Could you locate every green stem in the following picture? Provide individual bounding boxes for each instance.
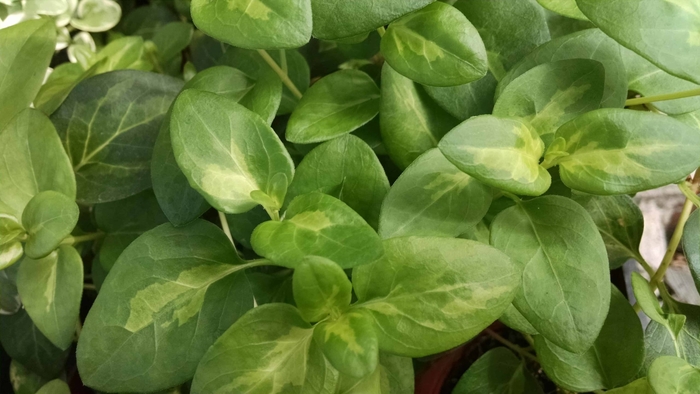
[279,49,288,73]
[625,88,700,106]
[501,191,522,204]
[376,26,386,37]
[650,198,694,290]
[257,49,303,99]
[679,181,700,208]
[484,328,539,363]
[263,205,281,221]
[61,232,104,245]
[218,211,235,244]
[634,253,655,277]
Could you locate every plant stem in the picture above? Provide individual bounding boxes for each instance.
[83,283,96,291]
[376,26,386,37]
[263,205,281,221]
[61,232,104,245]
[634,253,655,277]
[679,181,700,208]
[650,198,694,290]
[484,328,539,363]
[218,211,235,245]
[279,49,288,73]
[257,49,303,99]
[625,88,700,106]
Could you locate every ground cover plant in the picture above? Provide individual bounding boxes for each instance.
[3,0,700,393]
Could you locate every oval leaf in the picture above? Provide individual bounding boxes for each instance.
[439,115,551,196]
[287,135,389,229]
[683,210,700,292]
[286,70,380,144]
[22,191,79,259]
[378,148,492,239]
[453,347,543,394]
[381,2,487,87]
[76,220,255,392]
[251,192,383,269]
[314,310,378,378]
[493,59,605,147]
[545,109,700,195]
[191,0,312,49]
[353,236,520,357]
[293,256,352,322]
[170,89,294,214]
[52,70,183,204]
[490,195,610,353]
[648,356,700,393]
[538,0,587,20]
[577,0,700,84]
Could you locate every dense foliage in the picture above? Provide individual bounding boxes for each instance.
[2,0,700,393]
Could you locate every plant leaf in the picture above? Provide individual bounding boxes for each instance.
[293,256,352,322]
[0,263,21,313]
[76,220,255,392]
[648,356,700,393]
[35,379,70,394]
[644,301,700,370]
[493,59,605,147]
[0,242,23,271]
[379,353,414,394]
[151,22,193,63]
[353,236,520,357]
[286,70,380,144]
[191,0,312,49]
[497,29,627,109]
[21,191,79,259]
[381,2,487,87]
[577,0,700,84]
[70,0,122,32]
[170,89,293,213]
[313,310,378,378]
[379,64,459,169]
[490,195,610,353]
[453,347,543,394]
[0,19,56,129]
[0,109,75,224]
[252,192,383,269]
[52,70,182,204]
[310,0,432,40]
[190,303,314,394]
[537,0,587,20]
[605,378,655,394]
[287,135,389,229]
[499,304,539,335]
[10,360,50,394]
[439,115,551,196]
[535,286,644,391]
[545,109,700,195]
[0,309,69,379]
[683,210,700,293]
[572,193,644,269]
[378,148,492,239]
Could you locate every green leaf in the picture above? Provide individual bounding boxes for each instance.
[493,59,605,147]
[439,115,551,196]
[186,65,282,124]
[9,361,50,394]
[252,192,383,269]
[497,29,628,109]
[0,309,69,378]
[314,310,378,378]
[499,304,539,335]
[453,347,543,394]
[93,189,168,271]
[490,196,610,353]
[535,286,644,391]
[170,89,294,214]
[76,220,255,392]
[34,62,100,116]
[379,353,414,394]
[577,0,700,85]
[24,0,68,16]
[425,0,550,120]
[648,356,700,393]
[225,206,269,250]
[287,70,380,144]
[21,191,79,259]
[379,64,459,169]
[622,47,700,115]
[1,214,25,246]
[90,36,153,73]
[353,236,520,357]
[151,22,193,63]
[537,0,587,20]
[572,193,644,269]
[0,19,56,129]
[544,109,700,195]
[0,242,23,270]
[381,2,487,87]
[16,246,83,350]
[0,109,76,221]
[70,0,121,32]
[220,48,310,115]
[378,148,492,238]
[0,263,21,313]
[190,304,314,394]
[310,0,432,40]
[191,0,312,50]
[606,378,655,394]
[644,301,700,370]
[683,210,700,292]
[36,379,70,394]
[120,4,178,39]
[52,70,183,204]
[293,256,352,322]
[545,11,596,39]
[287,135,389,229]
